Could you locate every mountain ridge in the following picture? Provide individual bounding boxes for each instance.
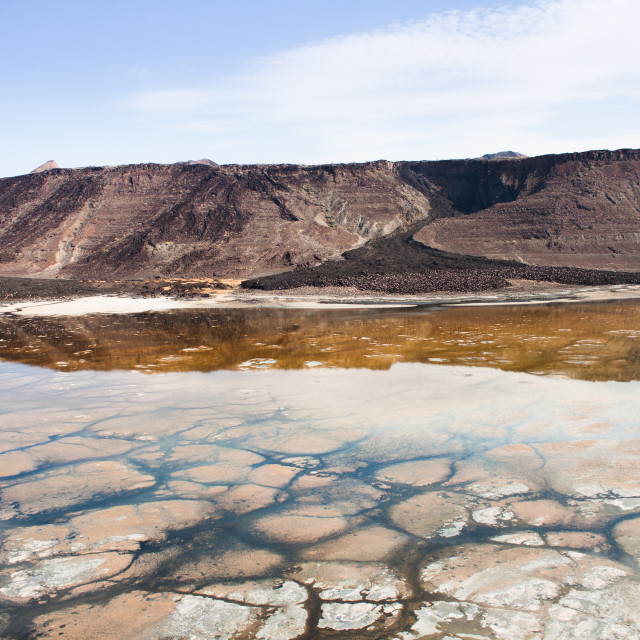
[0,148,639,287]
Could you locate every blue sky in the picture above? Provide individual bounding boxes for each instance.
[2,0,639,176]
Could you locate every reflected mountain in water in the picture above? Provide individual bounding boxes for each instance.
[0,301,639,381]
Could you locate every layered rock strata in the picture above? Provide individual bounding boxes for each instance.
[0,149,639,283]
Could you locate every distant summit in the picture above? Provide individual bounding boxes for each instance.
[187,158,219,167]
[30,160,59,173]
[479,151,528,160]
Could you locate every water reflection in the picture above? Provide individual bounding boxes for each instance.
[1,300,639,380]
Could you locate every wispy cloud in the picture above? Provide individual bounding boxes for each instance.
[124,0,640,162]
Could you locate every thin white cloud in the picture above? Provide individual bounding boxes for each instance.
[124,0,640,161]
[126,89,213,116]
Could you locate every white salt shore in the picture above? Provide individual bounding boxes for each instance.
[1,283,640,317]
[0,294,414,316]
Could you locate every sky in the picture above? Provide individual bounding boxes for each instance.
[2,0,640,176]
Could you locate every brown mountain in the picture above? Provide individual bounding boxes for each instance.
[416,149,640,272]
[0,160,432,279]
[0,149,639,287]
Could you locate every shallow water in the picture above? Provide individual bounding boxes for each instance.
[0,302,639,639]
[1,300,640,380]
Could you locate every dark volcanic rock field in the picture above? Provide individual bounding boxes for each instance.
[243,230,640,293]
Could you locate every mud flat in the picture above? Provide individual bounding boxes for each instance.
[0,303,640,638]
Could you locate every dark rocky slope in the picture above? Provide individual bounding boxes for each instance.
[1,149,639,290]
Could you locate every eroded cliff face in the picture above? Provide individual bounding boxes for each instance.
[0,149,639,280]
[0,161,432,279]
[414,150,640,271]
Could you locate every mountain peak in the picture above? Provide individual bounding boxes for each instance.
[479,151,528,160]
[188,158,219,167]
[30,160,59,173]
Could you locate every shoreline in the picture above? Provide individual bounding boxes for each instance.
[1,281,640,316]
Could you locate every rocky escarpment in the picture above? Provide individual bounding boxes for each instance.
[414,149,640,271]
[0,148,639,283]
[0,161,432,279]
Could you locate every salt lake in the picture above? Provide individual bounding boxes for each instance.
[0,300,639,639]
